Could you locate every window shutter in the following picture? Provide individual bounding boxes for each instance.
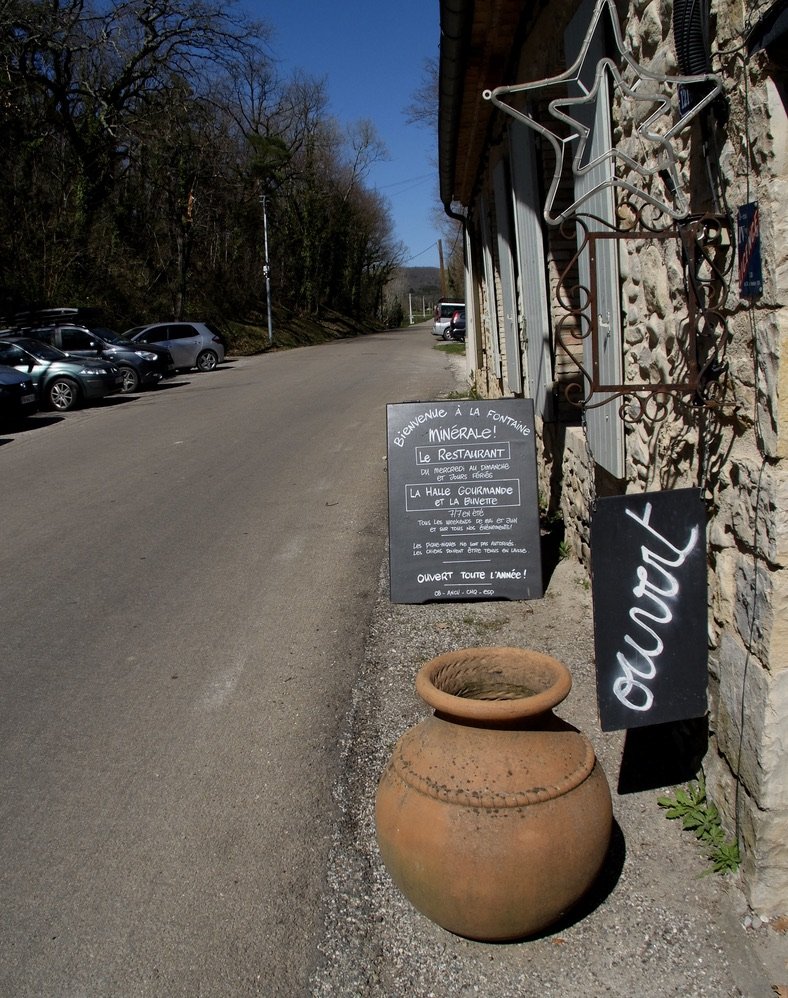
[493,159,523,395]
[509,121,555,420]
[565,0,625,478]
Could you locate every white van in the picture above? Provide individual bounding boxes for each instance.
[432,299,464,337]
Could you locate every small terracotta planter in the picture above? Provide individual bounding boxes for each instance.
[375,647,613,941]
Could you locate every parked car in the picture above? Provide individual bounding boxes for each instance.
[0,337,123,411]
[443,308,466,341]
[23,322,176,393]
[0,364,38,424]
[123,321,226,372]
[432,299,465,338]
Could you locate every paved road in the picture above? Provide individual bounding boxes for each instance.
[0,326,458,997]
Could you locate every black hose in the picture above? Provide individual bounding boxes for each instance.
[673,0,712,75]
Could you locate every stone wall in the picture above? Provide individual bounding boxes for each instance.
[616,0,788,919]
[538,423,595,564]
[464,0,787,915]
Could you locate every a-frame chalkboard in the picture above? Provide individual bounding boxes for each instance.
[591,488,708,731]
[387,400,543,604]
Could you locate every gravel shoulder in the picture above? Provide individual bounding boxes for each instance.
[310,547,786,997]
[309,344,785,997]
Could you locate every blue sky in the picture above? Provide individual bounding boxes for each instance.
[240,0,443,269]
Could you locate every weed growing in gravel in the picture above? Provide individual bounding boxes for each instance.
[657,777,741,875]
[443,381,479,401]
[461,614,508,634]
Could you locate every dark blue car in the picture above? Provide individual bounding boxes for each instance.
[0,364,38,424]
[443,308,466,342]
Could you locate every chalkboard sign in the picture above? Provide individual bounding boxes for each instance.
[387,399,543,603]
[591,488,708,731]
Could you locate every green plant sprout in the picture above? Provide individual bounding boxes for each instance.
[443,380,479,402]
[657,777,741,875]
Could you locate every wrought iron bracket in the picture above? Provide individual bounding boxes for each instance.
[554,211,734,423]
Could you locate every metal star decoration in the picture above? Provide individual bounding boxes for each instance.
[483,0,722,224]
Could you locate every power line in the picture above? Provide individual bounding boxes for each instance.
[377,172,434,192]
[403,242,438,264]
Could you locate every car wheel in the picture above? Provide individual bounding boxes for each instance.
[196,349,218,372]
[443,327,454,340]
[118,365,140,393]
[47,377,80,412]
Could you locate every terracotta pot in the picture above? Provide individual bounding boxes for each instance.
[375,647,612,941]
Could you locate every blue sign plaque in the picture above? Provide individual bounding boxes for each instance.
[737,202,763,298]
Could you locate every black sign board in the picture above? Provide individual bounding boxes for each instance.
[591,488,708,731]
[387,399,543,604]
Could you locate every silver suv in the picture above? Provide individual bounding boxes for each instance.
[432,300,465,338]
[124,321,227,372]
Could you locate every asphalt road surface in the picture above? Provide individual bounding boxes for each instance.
[0,326,459,997]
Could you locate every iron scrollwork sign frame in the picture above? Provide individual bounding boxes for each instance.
[481,0,733,425]
[554,210,734,424]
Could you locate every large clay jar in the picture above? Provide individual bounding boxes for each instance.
[375,647,613,941]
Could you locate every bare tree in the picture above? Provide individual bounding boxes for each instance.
[0,0,405,326]
[403,56,438,130]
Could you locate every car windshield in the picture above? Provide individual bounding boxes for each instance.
[90,327,125,344]
[13,338,66,361]
[123,327,145,338]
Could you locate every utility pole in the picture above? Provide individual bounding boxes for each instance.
[438,239,447,297]
[261,195,273,346]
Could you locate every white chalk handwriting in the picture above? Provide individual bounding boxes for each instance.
[612,502,699,712]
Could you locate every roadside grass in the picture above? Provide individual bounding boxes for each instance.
[224,308,381,355]
[222,312,463,357]
[435,341,466,356]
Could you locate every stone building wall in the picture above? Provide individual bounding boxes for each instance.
[615,0,788,917]
[463,0,787,914]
